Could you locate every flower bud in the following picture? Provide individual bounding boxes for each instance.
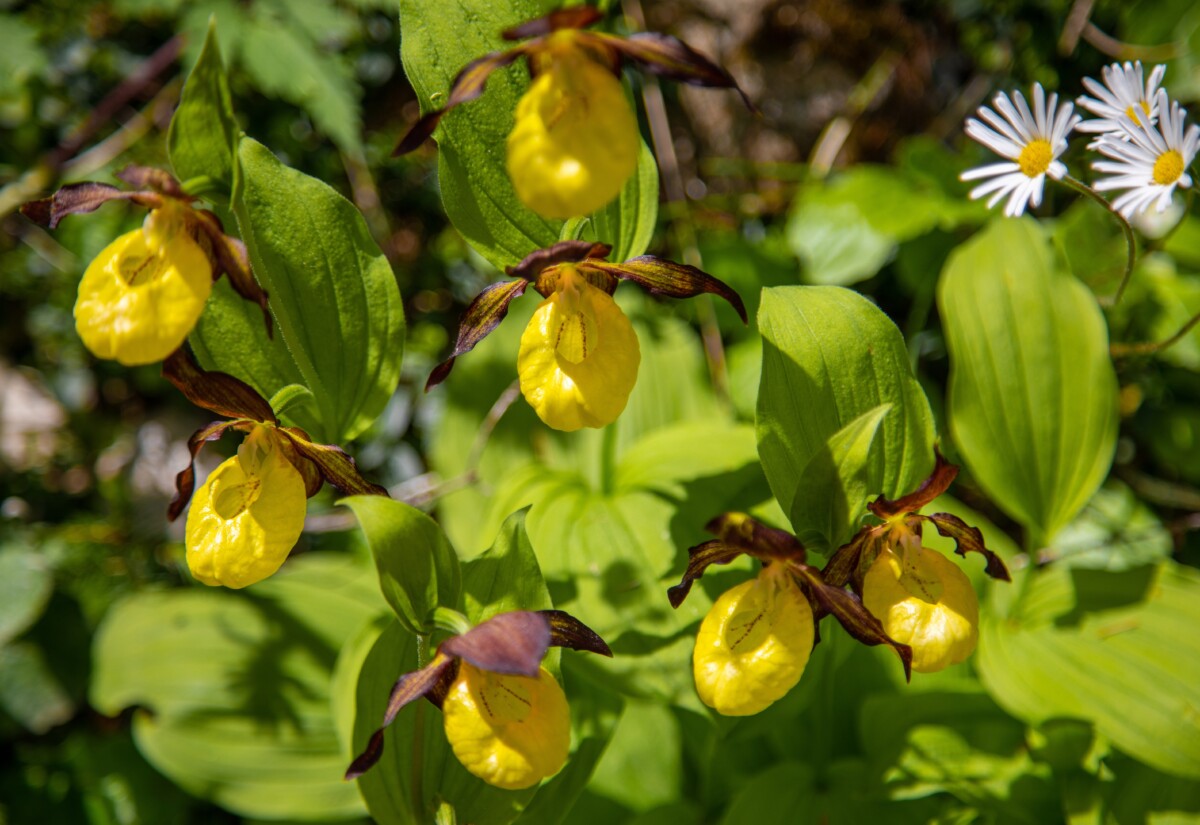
[693,563,814,716]
[862,546,979,673]
[74,205,213,365]
[517,265,639,430]
[441,662,571,789]
[506,39,640,219]
[185,426,307,589]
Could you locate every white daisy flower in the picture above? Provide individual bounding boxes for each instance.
[1077,61,1166,147]
[961,84,1080,217]
[1092,90,1199,219]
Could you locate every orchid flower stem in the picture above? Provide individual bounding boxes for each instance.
[412,632,430,817]
[600,418,618,496]
[1059,175,1136,307]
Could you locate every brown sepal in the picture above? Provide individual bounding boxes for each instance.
[539,609,612,657]
[275,432,324,498]
[868,451,957,520]
[278,428,388,498]
[928,512,1011,582]
[394,47,527,156]
[20,183,162,229]
[506,240,611,281]
[345,652,456,780]
[190,210,273,338]
[706,512,805,562]
[667,539,744,608]
[167,419,244,521]
[116,165,187,198]
[821,527,877,591]
[502,6,603,40]
[162,348,276,423]
[579,257,748,323]
[426,278,530,390]
[787,560,913,682]
[440,611,550,677]
[588,31,755,111]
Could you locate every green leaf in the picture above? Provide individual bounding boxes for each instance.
[586,700,681,813]
[719,762,818,825]
[789,404,890,552]
[90,553,384,820]
[788,200,894,286]
[1043,481,1172,571]
[0,546,53,646]
[0,642,74,734]
[938,218,1118,542]
[342,496,462,635]
[167,18,237,196]
[977,560,1200,779]
[268,383,315,419]
[757,285,936,536]
[238,12,362,152]
[462,508,552,623]
[399,0,658,269]
[351,621,539,825]
[203,136,405,443]
[584,140,659,263]
[859,689,1056,815]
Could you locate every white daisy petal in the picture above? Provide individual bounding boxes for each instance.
[961,82,1078,216]
[1091,88,1200,218]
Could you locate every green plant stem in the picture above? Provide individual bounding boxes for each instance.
[1059,175,1136,307]
[1111,311,1200,358]
[600,419,619,496]
[412,633,430,818]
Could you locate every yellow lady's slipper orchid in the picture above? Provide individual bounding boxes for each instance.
[862,546,979,673]
[185,425,307,589]
[517,264,640,431]
[74,206,213,366]
[441,662,571,790]
[507,35,640,219]
[693,562,815,716]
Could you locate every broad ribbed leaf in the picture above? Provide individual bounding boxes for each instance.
[977,560,1200,779]
[939,218,1118,542]
[789,403,890,552]
[90,554,384,820]
[342,496,462,635]
[197,137,405,443]
[462,508,552,624]
[167,18,236,195]
[757,286,935,536]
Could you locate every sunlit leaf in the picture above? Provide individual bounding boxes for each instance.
[939,218,1118,543]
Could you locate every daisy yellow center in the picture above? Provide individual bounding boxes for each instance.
[1153,149,1185,186]
[1018,139,1053,178]
[1126,100,1151,126]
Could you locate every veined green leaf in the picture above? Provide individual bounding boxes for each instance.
[342,496,462,635]
[89,553,384,820]
[756,285,936,537]
[167,18,237,198]
[462,508,551,624]
[939,218,1118,542]
[200,136,405,443]
[586,139,659,262]
[977,560,1200,779]
[789,403,890,552]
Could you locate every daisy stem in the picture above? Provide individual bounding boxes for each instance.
[1111,311,1200,358]
[1060,175,1136,307]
